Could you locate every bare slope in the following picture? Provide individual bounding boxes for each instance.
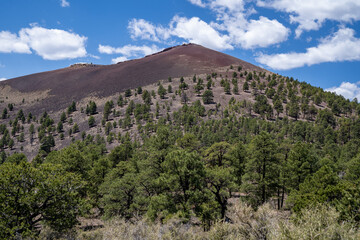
[0,44,262,112]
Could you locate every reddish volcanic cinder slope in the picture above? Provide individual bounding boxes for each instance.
[0,44,263,112]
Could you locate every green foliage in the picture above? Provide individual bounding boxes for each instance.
[273,98,283,117]
[0,162,83,238]
[224,81,231,94]
[86,101,97,115]
[60,111,66,122]
[204,142,235,219]
[202,90,214,104]
[117,94,124,107]
[243,132,279,206]
[254,95,272,118]
[194,78,204,95]
[1,108,7,119]
[125,89,132,97]
[158,83,167,99]
[100,160,138,219]
[40,135,55,153]
[246,72,253,81]
[142,90,152,105]
[7,103,13,111]
[287,97,300,120]
[88,115,96,128]
[243,81,249,91]
[67,101,76,114]
[103,100,114,121]
[167,85,172,93]
[137,86,143,94]
[148,149,205,221]
[73,123,79,133]
[285,142,317,191]
[2,64,360,237]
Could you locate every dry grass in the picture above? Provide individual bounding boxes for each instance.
[40,201,360,240]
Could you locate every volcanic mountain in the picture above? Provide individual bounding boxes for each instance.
[0,44,263,113]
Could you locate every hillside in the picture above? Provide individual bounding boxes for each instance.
[1,44,360,239]
[0,44,358,160]
[0,44,260,113]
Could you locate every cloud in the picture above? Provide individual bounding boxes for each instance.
[88,54,100,59]
[0,31,31,53]
[0,26,87,60]
[111,56,128,64]
[131,0,289,50]
[228,16,289,49]
[128,16,233,50]
[19,26,87,60]
[128,19,170,42]
[171,16,233,50]
[208,0,245,12]
[0,78,7,81]
[189,0,245,12]
[256,27,360,70]
[257,0,360,37]
[98,44,161,57]
[60,0,70,7]
[326,82,360,100]
[99,44,161,63]
[204,0,289,49]
[188,0,206,7]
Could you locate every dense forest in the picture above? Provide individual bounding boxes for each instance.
[1,67,360,239]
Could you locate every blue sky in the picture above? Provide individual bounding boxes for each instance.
[1,0,360,99]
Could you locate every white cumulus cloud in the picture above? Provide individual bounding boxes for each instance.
[60,0,70,7]
[98,44,161,57]
[0,31,31,53]
[128,19,170,42]
[326,82,360,100]
[0,26,87,60]
[19,26,87,60]
[228,16,289,49]
[188,0,206,7]
[130,0,289,50]
[0,78,7,81]
[111,56,128,64]
[257,0,360,37]
[171,16,233,50]
[189,0,245,12]
[256,27,360,70]
[99,44,161,63]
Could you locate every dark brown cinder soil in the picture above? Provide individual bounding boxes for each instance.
[0,44,263,113]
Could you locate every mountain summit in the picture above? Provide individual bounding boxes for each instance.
[0,44,262,112]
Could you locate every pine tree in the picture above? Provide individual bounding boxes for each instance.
[125,89,132,97]
[117,95,124,107]
[167,85,172,93]
[137,86,143,94]
[157,84,167,99]
[242,132,279,206]
[243,81,249,91]
[204,142,235,219]
[60,112,67,122]
[142,90,152,105]
[202,90,214,104]
[86,101,97,115]
[224,81,231,94]
[57,121,63,133]
[88,116,96,128]
[72,123,79,133]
